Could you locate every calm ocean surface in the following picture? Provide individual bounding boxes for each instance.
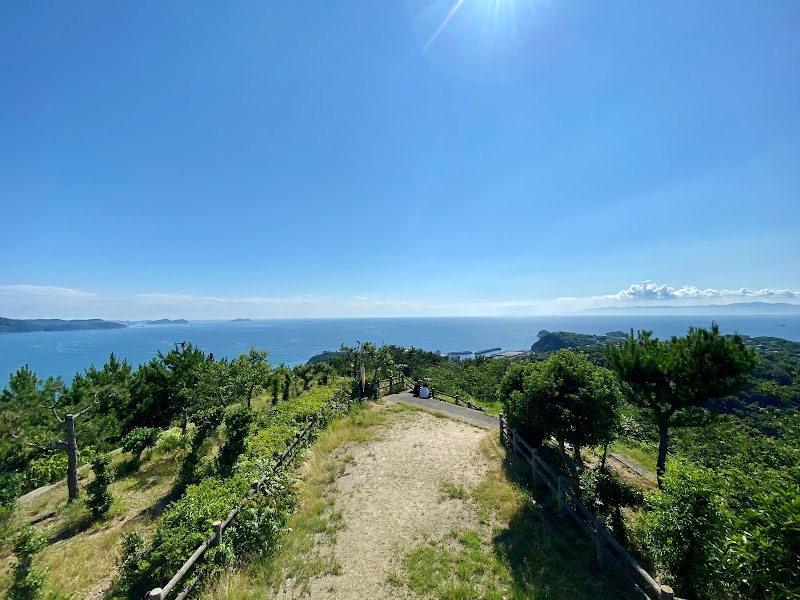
[1,315,798,384]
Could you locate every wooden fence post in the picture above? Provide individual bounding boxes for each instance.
[455,395,461,406]
[557,476,564,517]
[499,414,504,443]
[595,516,606,569]
[389,376,394,393]
[213,521,223,547]
[148,588,163,600]
[531,449,539,480]
[659,585,674,600]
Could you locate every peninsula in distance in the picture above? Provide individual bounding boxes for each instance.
[0,317,126,334]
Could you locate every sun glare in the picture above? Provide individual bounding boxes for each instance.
[411,0,556,80]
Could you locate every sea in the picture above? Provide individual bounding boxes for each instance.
[1,315,799,384]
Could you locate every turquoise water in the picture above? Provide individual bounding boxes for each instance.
[1,315,798,383]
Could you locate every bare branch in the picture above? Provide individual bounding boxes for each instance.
[27,439,67,452]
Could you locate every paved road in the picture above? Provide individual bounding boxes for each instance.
[383,391,500,430]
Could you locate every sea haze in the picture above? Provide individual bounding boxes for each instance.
[1,315,798,384]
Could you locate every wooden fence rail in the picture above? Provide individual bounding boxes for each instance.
[499,414,682,600]
[146,395,355,600]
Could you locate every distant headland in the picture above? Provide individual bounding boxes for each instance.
[229,318,252,322]
[0,317,126,334]
[145,319,189,325]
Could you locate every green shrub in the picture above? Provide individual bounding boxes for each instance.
[0,472,22,507]
[154,428,188,454]
[579,467,642,538]
[217,406,253,476]
[9,525,47,600]
[638,460,727,599]
[86,453,114,518]
[121,427,161,459]
[725,484,800,599]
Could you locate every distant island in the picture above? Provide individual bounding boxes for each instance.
[574,302,800,315]
[145,319,189,325]
[0,317,126,334]
[230,318,252,322]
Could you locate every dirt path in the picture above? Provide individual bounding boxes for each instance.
[280,402,494,599]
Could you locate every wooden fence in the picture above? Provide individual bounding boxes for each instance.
[378,374,486,412]
[146,394,356,600]
[499,414,683,600]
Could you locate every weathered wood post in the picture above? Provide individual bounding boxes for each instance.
[389,376,394,393]
[359,364,365,400]
[499,414,505,443]
[455,395,461,406]
[531,448,539,480]
[557,476,564,517]
[148,588,164,600]
[595,516,606,569]
[213,521,223,547]
[659,585,674,600]
[65,414,79,501]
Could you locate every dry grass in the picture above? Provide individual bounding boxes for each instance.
[0,446,185,599]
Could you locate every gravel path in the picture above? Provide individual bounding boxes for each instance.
[286,402,494,599]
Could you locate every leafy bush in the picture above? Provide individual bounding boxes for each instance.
[724,484,800,599]
[217,406,253,476]
[0,472,22,507]
[86,453,114,518]
[121,427,161,459]
[638,460,727,599]
[154,428,188,454]
[225,474,297,557]
[9,525,48,600]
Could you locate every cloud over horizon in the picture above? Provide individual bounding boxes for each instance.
[0,281,798,320]
[598,281,800,303]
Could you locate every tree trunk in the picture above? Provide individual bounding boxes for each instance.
[656,420,669,488]
[572,444,585,470]
[558,439,578,480]
[181,405,189,436]
[247,384,254,409]
[601,442,609,470]
[66,414,79,501]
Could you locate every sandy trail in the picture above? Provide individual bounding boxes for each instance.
[279,403,494,599]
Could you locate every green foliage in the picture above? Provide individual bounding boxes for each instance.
[178,406,224,490]
[86,453,114,518]
[423,355,514,412]
[606,323,758,484]
[499,351,622,457]
[121,427,160,459]
[724,485,800,599]
[579,468,642,538]
[8,526,48,600]
[112,382,353,599]
[225,475,297,557]
[217,406,253,476]
[638,460,727,599]
[0,472,22,507]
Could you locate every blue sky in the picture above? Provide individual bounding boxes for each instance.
[1,1,799,319]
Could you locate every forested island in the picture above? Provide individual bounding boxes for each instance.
[0,317,126,334]
[0,327,797,599]
[144,319,189,325]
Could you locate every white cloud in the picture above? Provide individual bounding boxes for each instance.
[596,280,800,303]
[0,284,96,298]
